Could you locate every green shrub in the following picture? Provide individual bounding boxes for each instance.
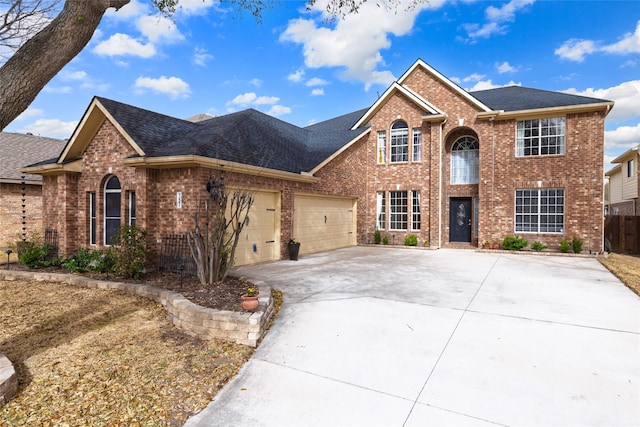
[107,225,148,279]
[571,236,583,254]
[61,247,105,273]
[531,241,548,252]
[374,230,382,244]
[404,234,418,246]
[502,236,528,251]
[18,242,51,268]
[382,236,389,245]
[559,237,571,253]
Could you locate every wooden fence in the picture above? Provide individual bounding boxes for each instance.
[604,215,640,254]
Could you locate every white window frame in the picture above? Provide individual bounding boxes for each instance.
[377,131,386,164]
[451,136,479,184]
[516,117,565,157]
[104,176,121,246]
[390,121,409,163]
[515,188,564,233]
[628,159,635,178]
[376,191,386,230]
[128,191,136,227]
[89,192,96,245]
[389,191,408,230]
[412,128,422,162]
[412,190,421,230]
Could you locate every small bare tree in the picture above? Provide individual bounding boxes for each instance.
[187,176,254,284]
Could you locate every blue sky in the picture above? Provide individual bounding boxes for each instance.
[4,0,640,169]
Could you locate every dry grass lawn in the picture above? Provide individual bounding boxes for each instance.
[599,253,640,296]
[0,279,255,426]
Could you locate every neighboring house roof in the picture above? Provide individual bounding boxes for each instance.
[0,132,66,184]
[605,164,622,177]
[609,144,639,165]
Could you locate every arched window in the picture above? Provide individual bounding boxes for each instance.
[390,121,408,163]
[104,176,121,245]
[451,136,479,184]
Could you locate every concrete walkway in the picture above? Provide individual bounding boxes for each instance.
[185,247,640,427]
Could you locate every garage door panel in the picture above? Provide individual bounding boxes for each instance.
[233,191,279,266]
[294,195,356,255]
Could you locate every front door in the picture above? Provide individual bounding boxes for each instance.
[450,198,472,242]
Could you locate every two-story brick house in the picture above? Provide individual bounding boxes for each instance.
[22,59,613,263]
[605,146,639,215]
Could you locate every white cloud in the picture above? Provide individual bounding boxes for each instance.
[18,119,78,139]
[463,0,534,41]
[554,39,598,62]
[43,86,73,94]
[563,80,640,122]
[288,70,305,83]
[605,123,640,150]
[94,33,156,58]
[134,76,190,98]
[603,20,640,55]
[249,78,262,87]
[137,15,184,43]
[556,20,640,62]
[311,88,324,96]
[280,0,443,90]
[254,96,279,105]
[105,0,148,19]
[306,77,329,87]
[230,92,257,105]
[496,61,518,73]
[193,47,214,67]
[175,0,216,15]
[468,80,521,91]
[14,108,43,121]
[267,105,292,116]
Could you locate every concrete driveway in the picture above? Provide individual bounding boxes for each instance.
[186,247,640,427]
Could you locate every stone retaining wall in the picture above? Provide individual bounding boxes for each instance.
[0,270,275,407]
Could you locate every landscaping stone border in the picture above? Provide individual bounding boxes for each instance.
[0,353,18,408]
[0,270,275,407]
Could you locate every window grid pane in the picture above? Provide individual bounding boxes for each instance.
[377,131,386,164]
[390,191,408,230]
[515,188,564,233]
[451,136,479,184]
[412,128,422,162]
[412,191,421,230]
[390,122,408,163]
[516,117,565,157]
[89,192,96,245]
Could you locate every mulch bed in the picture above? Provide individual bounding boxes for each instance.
[1,264,255,312]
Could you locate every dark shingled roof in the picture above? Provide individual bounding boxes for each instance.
[469,86,610,111]
[0,132,66,182]
[96,98,369,174]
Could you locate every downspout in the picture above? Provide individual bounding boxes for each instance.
[438,117,447,248]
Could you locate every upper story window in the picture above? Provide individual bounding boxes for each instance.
[628,159,635,178]
[390,121,409,163]
[412,128,422,162]
[451,136,479,184]
[377,131,386,164]
[516,117,565,157]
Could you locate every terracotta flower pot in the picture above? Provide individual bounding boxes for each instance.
[241,294,259,311]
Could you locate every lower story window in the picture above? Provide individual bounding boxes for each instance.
[412,191,421,230]
[515,188,564,233]
[89,192,96,245]
[376,191,386,229]
[390,191,408,230]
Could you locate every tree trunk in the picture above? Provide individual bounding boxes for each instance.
[0,0,130,131]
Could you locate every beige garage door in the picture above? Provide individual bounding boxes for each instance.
[233,190,280,266]
[293,194,356,255]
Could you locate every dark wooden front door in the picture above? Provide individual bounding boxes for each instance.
[450,198,472,242]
